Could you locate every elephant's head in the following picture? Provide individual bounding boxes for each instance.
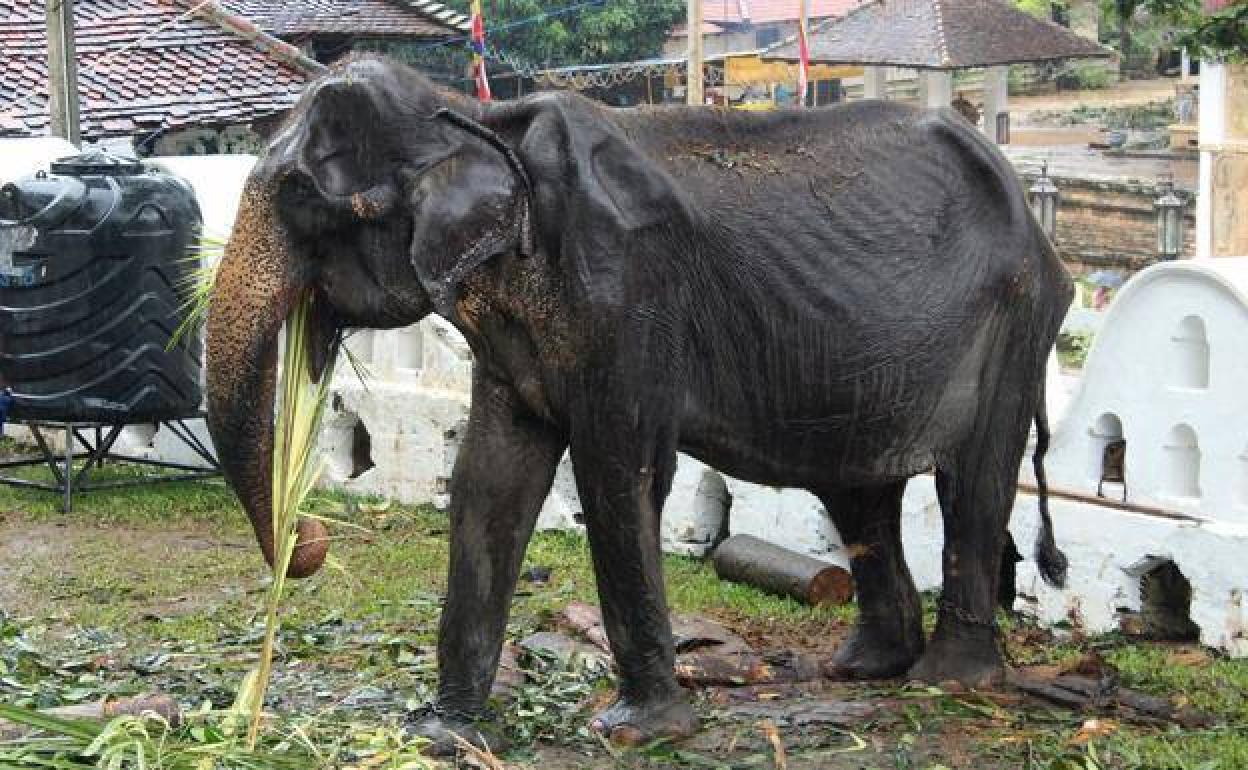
[205,56,534,578]
[207,55,686,578]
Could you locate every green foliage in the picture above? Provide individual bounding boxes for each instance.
[0,701,436,769]
[1139,0,1248,60]
[1015,0,1058,18]
[1060,61,1115,90]
[1057,329,1095,369]
[449,0,685,68]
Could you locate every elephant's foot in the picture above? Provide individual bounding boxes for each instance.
[406,705,510,757]
[823,623,924,681]
[906,632,1005,690]
[589,693,699,747]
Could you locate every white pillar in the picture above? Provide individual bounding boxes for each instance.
[1196,61,1248,258]
[920,69,953,109]
[1195,61,1226,258]
[862,66,886,100]
[981,65,1009,143]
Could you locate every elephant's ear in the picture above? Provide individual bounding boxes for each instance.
[498,94,693,303]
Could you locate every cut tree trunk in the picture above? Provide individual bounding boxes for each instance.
[712,534,854,606]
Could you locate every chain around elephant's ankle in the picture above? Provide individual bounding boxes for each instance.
[410,701,495,724]
[937,597,998,633]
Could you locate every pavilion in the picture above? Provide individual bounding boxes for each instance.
[763,0,1112,142]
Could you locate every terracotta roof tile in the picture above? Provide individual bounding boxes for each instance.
[219,0,469,38]
[765,0,1112,69]
[1,0,322,141]
[703,0,860,24]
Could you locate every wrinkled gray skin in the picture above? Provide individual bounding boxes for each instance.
[205,55,1073,754]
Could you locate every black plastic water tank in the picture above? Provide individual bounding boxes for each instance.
[0,152,203,423]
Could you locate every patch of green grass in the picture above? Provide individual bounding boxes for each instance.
[6,476,1248,768]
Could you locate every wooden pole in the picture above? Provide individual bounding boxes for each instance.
[46,0,80,146]
[799,0,809,107]
[686,0,703,105]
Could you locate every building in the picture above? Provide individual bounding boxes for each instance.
[218,0,468,63]
[0,0,324,155]
[664,0,861,59]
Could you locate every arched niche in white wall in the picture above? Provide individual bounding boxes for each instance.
[1237,445,1248,509]
[394,326,424,371]
[1162,423,1202,500]
[1088,413,1125,488]
[1170,315,1210,389]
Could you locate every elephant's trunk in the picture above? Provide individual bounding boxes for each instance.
[206,177,329,579]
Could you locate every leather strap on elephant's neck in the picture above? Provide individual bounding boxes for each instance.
[420,195,532,316]
[431,107,534,258]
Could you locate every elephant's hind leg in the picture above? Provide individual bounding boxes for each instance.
[820,481,924,680]
[908,373,1038,688]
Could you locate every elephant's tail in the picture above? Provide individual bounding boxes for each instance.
[1032,383,1068,588]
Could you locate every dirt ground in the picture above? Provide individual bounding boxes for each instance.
[1,493,1244,770]
[1010,78,1177,114]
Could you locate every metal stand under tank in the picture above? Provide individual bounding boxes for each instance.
[0,418,219,512]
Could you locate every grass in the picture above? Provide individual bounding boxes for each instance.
[1,470,1247,768]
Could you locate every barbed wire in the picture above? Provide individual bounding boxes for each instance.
[487,43,729,90]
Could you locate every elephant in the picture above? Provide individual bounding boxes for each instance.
[205,55,1073,753]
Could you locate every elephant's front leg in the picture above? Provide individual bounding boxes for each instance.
[410,374,566,756]
[570,420,698,746]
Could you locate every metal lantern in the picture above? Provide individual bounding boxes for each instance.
[1029,161,1059,241]
[1154,177,1186,260]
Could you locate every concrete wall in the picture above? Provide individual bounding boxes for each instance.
[1034,174,1198,273]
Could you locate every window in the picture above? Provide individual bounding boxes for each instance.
[755,26,782,48]
[1162,424,1201,499]
[1170,315,1210,389]
[1089,413,1125,498]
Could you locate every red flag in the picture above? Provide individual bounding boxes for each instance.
[470,0,491,101]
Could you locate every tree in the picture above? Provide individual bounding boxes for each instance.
[1110,0,1143,60]
[1095,0,1246,66]
[453,0,686,68]
[1142,0,1248,59]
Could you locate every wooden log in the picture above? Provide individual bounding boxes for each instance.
[0,694,181,739]
[712,535,854,606]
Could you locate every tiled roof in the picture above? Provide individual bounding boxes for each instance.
[0,0,323,141]
[703,0,861,24]
[765,0,1112,69]
[219,0,469,39]
[669,21,729,37]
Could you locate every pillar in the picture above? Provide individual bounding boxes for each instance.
[862,66,886,99]
[981,65,1009,144]
[1196,62,1248,258]
[919,69,953,109]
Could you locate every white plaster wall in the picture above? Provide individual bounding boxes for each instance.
[1044,259,1248,524]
